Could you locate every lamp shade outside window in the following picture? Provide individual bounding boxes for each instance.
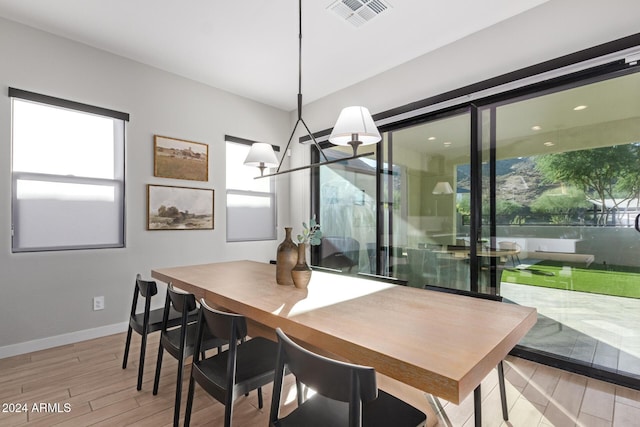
[432,181,454,195]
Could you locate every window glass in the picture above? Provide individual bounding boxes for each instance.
[318,145,377,273]
[11,95,126,252]
[226,142,271,192]
[225,139,277,241]
[13,101,116,178]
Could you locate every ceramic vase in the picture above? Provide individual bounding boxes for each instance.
[276,227,298,286]
[291,243,312,289]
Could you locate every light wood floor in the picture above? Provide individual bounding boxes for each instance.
[1,332,639,427]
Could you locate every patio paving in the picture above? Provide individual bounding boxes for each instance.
[501,280,640,379]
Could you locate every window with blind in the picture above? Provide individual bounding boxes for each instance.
[10,89,128,252]
[225,136,277,242]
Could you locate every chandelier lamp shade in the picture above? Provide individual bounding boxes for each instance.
[245,0,379,179]
[329,106,381,156]
[243,142,279,176]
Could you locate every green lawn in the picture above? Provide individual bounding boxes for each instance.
[501,261,640,299]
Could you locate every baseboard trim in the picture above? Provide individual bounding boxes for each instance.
[0,322,129,359]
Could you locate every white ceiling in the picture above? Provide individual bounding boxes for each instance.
[0,0,549,111]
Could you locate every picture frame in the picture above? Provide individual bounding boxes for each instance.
[147,184,214,230]
[154,135,208,181]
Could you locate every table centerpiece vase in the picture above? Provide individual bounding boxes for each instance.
[276,227,298,286]
[291,243,312,289]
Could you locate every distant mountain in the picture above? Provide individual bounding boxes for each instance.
[456,157,553,204]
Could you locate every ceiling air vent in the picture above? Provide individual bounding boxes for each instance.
[328,0,391,28]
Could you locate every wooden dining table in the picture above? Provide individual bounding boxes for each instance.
[151,260,536,419]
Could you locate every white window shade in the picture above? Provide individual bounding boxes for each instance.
[10,89,127,252]
[225,137,277,242]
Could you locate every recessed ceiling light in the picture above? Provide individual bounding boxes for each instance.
[443,141,452,147]
[573,105,588,111]
[428,136,436,141]
[531,125,541,131]
[544,141,555,147]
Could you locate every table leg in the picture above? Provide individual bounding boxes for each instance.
[474,385,481,427]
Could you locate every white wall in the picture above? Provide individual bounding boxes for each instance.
[288,0,640,236]
[0,18,293,355]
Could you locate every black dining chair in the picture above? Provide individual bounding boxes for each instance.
[122,274,198,391]
[269,328,427,427]
[498,241,522,267]
[320,236,360,272]
[424,285,509,425]
[184,299,280,427]
[152,284,226,427]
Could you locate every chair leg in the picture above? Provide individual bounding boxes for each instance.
[473,385,481,427]
[152,345,164,395]
[122,326,133,369]
[136,330,148,391]
[173,354,184,427]
[224,398,233,427]
[184,374,197,427]
[257,387,263,409]
[498,361,509,421]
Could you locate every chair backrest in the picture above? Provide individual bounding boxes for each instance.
[274,328,377,405]
[166,283,197,314]
[158,284,198,358]
[130,274,159,318]
[424,284,503,302]
[321,236,360,259]
[498,241,520,251]
[199,299,247,342]
[136,274,158,298]
[455,238,470,247]
[320,236,360,270]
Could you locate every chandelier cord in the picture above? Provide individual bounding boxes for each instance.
[298,0,302,116]
[275,0,328,173]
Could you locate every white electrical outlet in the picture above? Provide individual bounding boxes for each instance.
[93,296,105,311]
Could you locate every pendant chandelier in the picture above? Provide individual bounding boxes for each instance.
[245,0,380,178]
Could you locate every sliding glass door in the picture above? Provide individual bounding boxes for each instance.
[478,70,640,381]
[311,57,640,387]
[380,111,472,288]
[316,145,378,274]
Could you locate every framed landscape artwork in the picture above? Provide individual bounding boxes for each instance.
[147,184,214,230]
[154,135,208,181]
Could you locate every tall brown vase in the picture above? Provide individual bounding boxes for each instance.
[276,227,298,286]
[291,243,312,289]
